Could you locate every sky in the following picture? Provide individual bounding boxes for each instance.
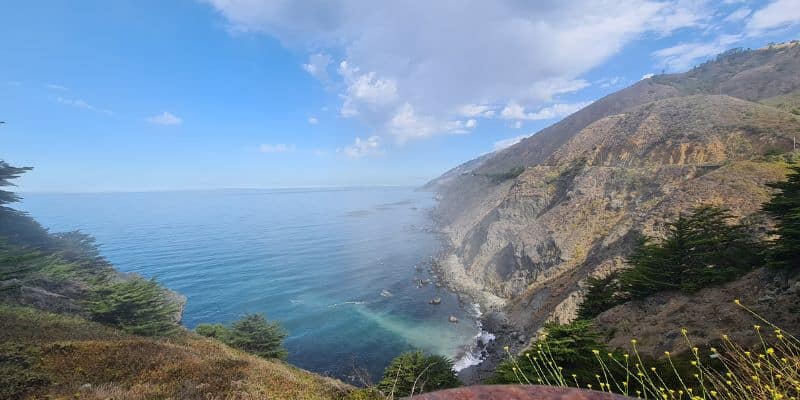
[1,0,799,192]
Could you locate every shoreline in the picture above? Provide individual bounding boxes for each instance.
[426,234,530,384]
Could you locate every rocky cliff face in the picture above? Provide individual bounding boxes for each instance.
[428,41,800,334]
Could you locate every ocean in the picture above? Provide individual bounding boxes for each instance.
[18,187,484,382]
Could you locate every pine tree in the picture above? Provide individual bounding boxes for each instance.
[762,166,800,271]
[576,272,624,320]
[227,313,288,359]
[377,351,460,397]
[0,161,32,207]
[619,206,762,297]
[87,277,181,336]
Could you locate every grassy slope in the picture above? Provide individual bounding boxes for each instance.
[1,305,354,399]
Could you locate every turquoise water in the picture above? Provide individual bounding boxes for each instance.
[18,187,480,382]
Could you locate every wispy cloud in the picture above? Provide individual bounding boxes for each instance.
[340,136,383,159]
[746,0,800,35]
[652,34,741,71]
[259,143,296,153]
[308,116,318,124]
[45,83,69,91]
[146,111,182,126]
[56,97,113,115]
[500,101,592,121]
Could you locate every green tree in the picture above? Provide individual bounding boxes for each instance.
[377,351,460,398]
[87,277,181,336]
[227,313,287,359]
[0,161,32,207]
[576,272,624,320]
[762,166,800,271]
[619,206,762,297]
[491,320,615,387]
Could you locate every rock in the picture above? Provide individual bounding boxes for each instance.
[429,297,442,305]
[449,316,459,323]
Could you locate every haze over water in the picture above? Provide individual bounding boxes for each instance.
[19,187,480,382]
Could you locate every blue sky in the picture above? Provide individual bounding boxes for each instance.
[2,0,799,192]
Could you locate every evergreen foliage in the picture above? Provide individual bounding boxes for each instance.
[377,351,460,397]
[227,313,288,359]
[762,166,800,271]
[619,206,762,298]
[490,320,618,386]
[0,161,32,207]
[196,314,288,360]
[576,272,625,320]
[87,277,181,337]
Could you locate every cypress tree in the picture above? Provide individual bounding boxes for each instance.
[762,166,800,271]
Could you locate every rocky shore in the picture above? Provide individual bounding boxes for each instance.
[426,245,531,384]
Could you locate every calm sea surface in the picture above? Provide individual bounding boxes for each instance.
[18,187,480,382]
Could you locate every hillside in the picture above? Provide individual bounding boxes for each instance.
[1,305,351,399]
[427,41,800,339]
[0,164,356,400]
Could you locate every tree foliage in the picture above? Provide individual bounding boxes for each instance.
[196,314,288,360]
[0,161,32,207]
[576,272,625,320]
[87,277,181,337]
[490,320,617,387]
[377,351,460,398]
[619,206,762,298]
[762,166,800,271]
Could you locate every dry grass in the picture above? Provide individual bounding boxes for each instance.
[502,301,800,399]
[1,305,353,399]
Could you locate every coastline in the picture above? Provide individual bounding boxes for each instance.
[427,236,530,384]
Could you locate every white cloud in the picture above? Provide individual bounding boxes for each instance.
[56,97,113,115]
[500,101,592,121]
[46,83,68,91]
[493,133,534,151]
[723,7,751,23]
[746,0,800,35]
[652,34,741,71]
[341,135,383,158]
[259,143,295,153]
[457,103,496,118]
[204,0,711,143]
[597,76,624,89]
[302,53,332,81]
[308,116,318,124]
[511,121,523,129]
[641,73,655,80]
[146,111,182,125]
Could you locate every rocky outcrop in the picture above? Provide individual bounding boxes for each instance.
[428,41,800,335]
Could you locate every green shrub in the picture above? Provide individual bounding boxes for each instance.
[87,277,181,337]
[487,166,525,183]
[377,351,459,398]
[195,323,231,340]
[0,343,50,399]
[490,320,617,387]
[197,315,288,360]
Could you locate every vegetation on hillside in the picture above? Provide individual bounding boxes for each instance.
[490,320,617,387]
[196,313,288,360]
[376,351,460,397]
[763,166,800,271]
[577,205,763,319]
[496,303,799,400]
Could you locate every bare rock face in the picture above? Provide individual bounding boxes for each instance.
[428,42,800,334]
